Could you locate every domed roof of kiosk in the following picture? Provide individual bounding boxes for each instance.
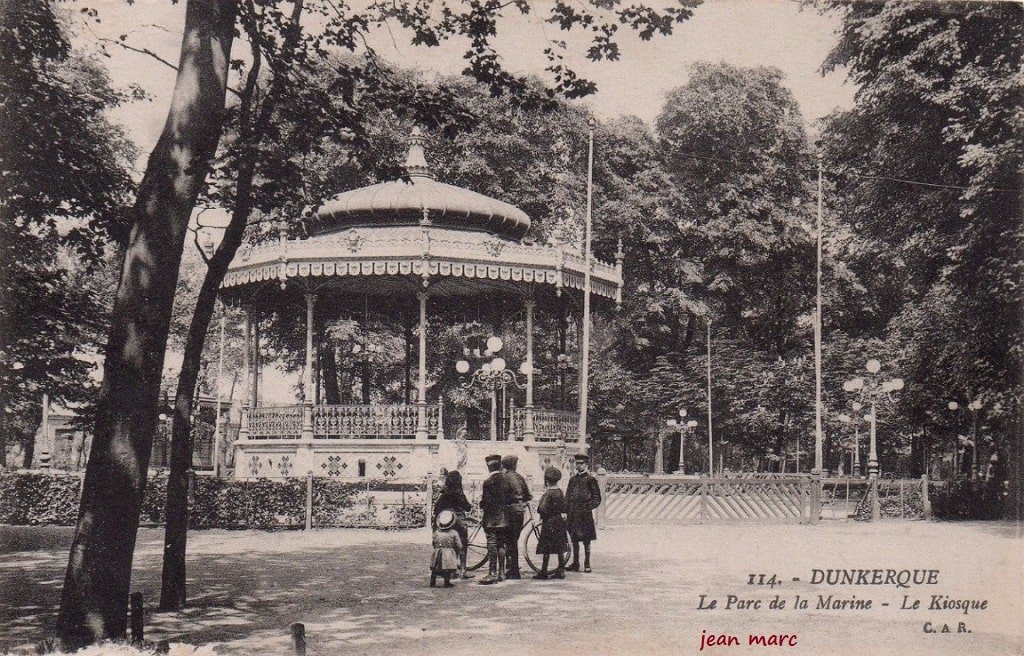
[315,128,531,240]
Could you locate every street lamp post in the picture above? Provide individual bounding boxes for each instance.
[666,409,698,475]
[968,400,982,480]
[947,399,983,480]
[947,401,962,478]
[843,359,903,521]
[456,336,527,441]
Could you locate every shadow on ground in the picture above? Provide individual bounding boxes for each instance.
[2,523,1021,656]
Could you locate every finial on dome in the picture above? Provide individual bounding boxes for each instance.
[404,126,432,179]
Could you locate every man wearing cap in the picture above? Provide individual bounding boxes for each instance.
[479,453,513,584]
[565,453,601,572]
[501,455,532,579]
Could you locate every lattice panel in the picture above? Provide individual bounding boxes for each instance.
[703,481,806,521]
[605,481,704,522]
[313,404,439,438]
[510,408,580,442]
[249,406,303,438]
[604,478,812,524]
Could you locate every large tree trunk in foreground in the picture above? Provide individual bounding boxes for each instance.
[54,1,236,647]
[159,0,305,611]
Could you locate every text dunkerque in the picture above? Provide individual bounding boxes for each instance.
[809,568,939,588]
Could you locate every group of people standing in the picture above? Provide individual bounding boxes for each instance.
[430,452,602,587]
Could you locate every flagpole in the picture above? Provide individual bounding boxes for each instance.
[579,119,596,451]
[706,318,713,475]
[814,153,824,474]
[213,304,225,477]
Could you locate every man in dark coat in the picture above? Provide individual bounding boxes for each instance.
[565,453,601,572]
[501,454,532,579]
[479,453,513,584]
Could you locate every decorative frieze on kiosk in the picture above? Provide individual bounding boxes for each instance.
[221,127,622,481]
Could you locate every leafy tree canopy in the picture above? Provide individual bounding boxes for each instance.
[0,1,134,461]
[819,1,1022,431]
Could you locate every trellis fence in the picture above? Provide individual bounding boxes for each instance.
[596,474,821,525]
[822,476,933,521]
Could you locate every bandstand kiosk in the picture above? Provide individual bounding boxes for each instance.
[221,128,623,482]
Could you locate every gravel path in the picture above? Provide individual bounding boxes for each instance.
[1,521,1020,655]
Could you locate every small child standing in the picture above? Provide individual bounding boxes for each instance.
[434,470,474,579]
[431,509,463,588]
[533,466,568,580]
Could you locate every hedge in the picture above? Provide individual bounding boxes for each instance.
[930,479,1005,520]
[0,472,80,525]
[0,471,428,529]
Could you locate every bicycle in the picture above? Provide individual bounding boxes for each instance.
[463,506,572,574]
[461,513,489,571]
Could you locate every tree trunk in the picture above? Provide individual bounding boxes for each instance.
[1006,427,1021,521]
[323,347,341,404]
[21,431,34,468]
[909,429,922,478]
[361,361,370,404]
[159,0,305,611]
[54,1,236,647]
[159,242,242,610]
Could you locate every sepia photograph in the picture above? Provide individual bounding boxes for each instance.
[0,0,1021,654]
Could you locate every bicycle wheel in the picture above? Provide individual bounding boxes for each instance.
[463,517,489,571]
[522,521,542,573]
[522,521,573,573]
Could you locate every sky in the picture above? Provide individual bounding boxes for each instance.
[68,0,856,402]
[73,0,855,176]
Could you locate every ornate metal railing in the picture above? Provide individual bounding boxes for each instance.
[509,407,579,442]
[245,403,441,439]
[249,405,304,439]
[313,403,439,439]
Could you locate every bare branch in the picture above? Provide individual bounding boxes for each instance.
[189,223,212,267]
[96,36,178,72]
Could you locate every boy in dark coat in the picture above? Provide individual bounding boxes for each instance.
[478,454,513,584]
[501,454,532,579]
[565,453,601,572]
[534,466,568,580]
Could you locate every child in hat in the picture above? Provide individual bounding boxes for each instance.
[533,466,568,580]
[434,470,474,579]
[431,509,463,588]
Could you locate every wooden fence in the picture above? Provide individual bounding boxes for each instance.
[596,474,820,525]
